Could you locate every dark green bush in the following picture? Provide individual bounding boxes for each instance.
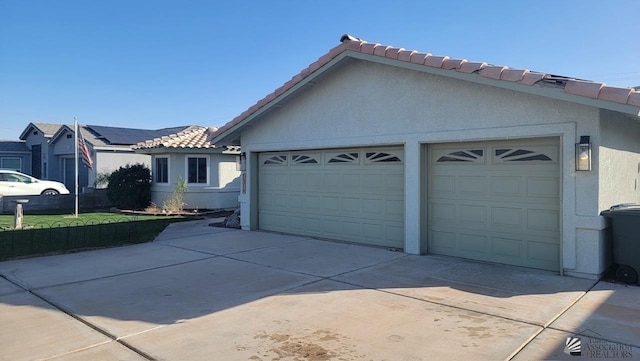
[106,163,151,209]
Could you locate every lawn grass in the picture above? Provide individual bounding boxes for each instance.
[0,211,197,261]
[0,212,182,229]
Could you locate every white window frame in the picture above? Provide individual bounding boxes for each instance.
[154,156,170,184]
[1,157,22,171]
[185,155,209,185]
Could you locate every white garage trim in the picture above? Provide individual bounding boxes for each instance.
[426,138,561,271]
[258,147,405,248]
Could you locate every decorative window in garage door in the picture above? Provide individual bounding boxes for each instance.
[435,149,484,163]
[263,155,287,165]
[292,154,319,165]
[365,151,402,164]
[327,152,359,164]
[494,146,557,163]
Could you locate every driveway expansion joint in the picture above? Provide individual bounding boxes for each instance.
[508,277,602,360]
[25,255,219,292]
[2,274,156,361]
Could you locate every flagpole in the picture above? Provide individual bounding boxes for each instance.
[74,117,79,218]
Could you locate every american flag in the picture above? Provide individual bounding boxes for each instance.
[77,127,94,169]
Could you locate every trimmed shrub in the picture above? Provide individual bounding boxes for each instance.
[106,163,151,209]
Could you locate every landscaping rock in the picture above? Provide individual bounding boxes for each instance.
[224,208,241,229]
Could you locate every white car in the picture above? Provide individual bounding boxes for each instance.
[0,170,70,196]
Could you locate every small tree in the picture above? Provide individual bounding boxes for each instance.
[106,163,151,210]
[94,171,112,189]
[162,174,188,213]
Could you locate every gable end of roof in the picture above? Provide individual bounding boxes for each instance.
[213,34,640,145]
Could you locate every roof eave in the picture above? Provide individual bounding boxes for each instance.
[18,124,36,140]
[92,145,135,152]
[133,146,227,154]
[213,47,640,145]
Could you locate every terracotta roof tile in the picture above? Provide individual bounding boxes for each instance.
[628,91,640,107]
[442,58,467,70]
[598,86,632,103]
[345,39,364,51]
[424,55,449,68]
[500,69,528,82]
[373,45,391,57]
[565,80,605,99]
[518,72,547,85]
[397,50,416,62]
[385,47,405,60]
[410,52,431,64]
[360,43,378,55]
[457,61,487,73]
[479,65,507,80]
[214,34,640,141]
[329,43,347,57]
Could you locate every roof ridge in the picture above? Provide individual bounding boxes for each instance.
[339,34,639,104]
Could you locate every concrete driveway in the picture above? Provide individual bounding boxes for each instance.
[1,219,639,361]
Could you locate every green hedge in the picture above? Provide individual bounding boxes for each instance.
[0,218,188,261]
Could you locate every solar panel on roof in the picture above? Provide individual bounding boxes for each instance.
[88,125,183,145]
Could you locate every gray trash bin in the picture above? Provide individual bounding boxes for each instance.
[601,204,640,285]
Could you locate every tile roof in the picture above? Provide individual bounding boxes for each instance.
[134,126,223,149]
[0,141,30,152]
[213,34,640,143]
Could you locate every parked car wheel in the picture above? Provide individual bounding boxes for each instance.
[41,189,60,196]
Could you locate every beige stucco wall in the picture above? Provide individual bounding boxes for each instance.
[599,110,640,209]
[244,60,595,146]
[238,59,634,278]
[150,153,240,210]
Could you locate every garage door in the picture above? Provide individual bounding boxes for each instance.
[258,147,404,248]
[427,138,560,271]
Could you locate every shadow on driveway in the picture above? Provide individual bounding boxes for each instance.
[0,220,637,360]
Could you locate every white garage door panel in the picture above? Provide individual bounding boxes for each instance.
[259,147,404,248]
[427,138,560,271]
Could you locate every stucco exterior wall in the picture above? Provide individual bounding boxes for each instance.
[238,59,625,278]
[150,153,240,210]
[243,60,594,146]
[599,110,640,209]
[0,153,30,173]
[22,132,49,179]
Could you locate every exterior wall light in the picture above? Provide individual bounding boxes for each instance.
[238,152,246,171]
[576,136,591,171]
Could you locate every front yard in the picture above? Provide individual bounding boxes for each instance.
[0,212,194,261]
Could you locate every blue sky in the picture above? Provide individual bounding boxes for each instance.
[1,0,639,140]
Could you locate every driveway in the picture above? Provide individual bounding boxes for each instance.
[0,219,639,360]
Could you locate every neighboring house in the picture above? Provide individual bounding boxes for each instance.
[212,34,640,280]
[134,126,241,210]
[0,141,31,173]
[20,122,189,192]
[19,122,64,179]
